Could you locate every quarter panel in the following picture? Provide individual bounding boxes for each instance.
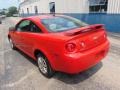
[33,34,67,70]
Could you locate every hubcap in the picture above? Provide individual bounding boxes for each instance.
[38,57,47,74]
[9,39,13,48]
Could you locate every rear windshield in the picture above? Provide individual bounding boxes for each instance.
[41,16,88,32]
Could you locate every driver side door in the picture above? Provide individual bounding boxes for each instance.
[15,20,31,51]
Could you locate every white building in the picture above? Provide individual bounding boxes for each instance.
[19,0,120,15]
[18,0,120,32]
[19,0,89,15]
[107,0,120,13]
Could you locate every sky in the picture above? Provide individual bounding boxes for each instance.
[0,0,19,9]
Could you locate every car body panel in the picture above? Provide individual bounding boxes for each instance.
[8,15,110,73]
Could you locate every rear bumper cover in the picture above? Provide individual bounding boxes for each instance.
[58,40,110,74]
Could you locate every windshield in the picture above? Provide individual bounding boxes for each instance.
[41,16,88,32]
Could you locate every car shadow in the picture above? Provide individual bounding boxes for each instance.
[53,62,103,84]
[16,49,38,66]
[16,49,103,84]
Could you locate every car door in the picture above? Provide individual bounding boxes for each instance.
[14,20,31,51]
[19,21,42,56]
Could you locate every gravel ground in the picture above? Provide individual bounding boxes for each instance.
[0,17,120,90]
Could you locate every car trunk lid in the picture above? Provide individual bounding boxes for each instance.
[64,24,107,52]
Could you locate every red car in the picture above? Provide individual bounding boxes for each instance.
[8,15,110,77]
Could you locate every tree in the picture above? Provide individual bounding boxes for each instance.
[7,6,18,16]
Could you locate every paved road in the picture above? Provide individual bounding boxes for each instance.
[0,17,120,90]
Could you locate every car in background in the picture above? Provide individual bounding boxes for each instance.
[0,15,6,24]
[0,19,1,24]
[0,15,2,24]
[8,15,110,78]
[2,15,6,19]
[13,14,19,17]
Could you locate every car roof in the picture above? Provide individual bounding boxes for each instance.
[21,14,68,33]
[24,14,67,21]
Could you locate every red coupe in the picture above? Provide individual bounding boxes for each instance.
[8,15,110,77]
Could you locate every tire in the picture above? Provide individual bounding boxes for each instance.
[37,54,55,78]
[9,38,16,50]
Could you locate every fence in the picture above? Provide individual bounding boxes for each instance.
[20,13,120,33]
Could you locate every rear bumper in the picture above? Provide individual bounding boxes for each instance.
[58,40,110,74]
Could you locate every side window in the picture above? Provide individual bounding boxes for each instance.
[16,20,31,32]
[30,22,42,33]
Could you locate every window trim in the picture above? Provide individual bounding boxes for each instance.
[16,19,42,33]
[30,22,42,33]
[16,19,31,32]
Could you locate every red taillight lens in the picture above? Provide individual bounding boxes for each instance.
[65,43,76,52]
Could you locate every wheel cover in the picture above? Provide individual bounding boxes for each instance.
[38,57,48,74]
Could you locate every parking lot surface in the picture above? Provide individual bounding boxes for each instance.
[0,17,120,90]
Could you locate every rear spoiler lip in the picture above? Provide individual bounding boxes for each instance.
[89,24,104,29]
[65,24,104,36]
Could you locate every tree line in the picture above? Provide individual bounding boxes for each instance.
[0,6,18,17]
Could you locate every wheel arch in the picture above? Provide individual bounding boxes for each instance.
[8,35,10,39]
[34,49,55,70]
[34,49,45,59]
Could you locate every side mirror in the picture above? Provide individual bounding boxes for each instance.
[9,26,16,31]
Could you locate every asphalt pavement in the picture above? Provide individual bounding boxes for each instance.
[0,17,120,90]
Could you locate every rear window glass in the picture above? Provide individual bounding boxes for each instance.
[41,16,88,32]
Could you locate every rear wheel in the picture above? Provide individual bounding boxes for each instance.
[37,54,55,78]
[9,38,16,50]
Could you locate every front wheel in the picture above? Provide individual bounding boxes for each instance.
[9,38,16,50]
[37,54,55,78]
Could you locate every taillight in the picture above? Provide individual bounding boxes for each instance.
[65,43,76,52]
